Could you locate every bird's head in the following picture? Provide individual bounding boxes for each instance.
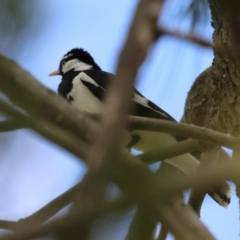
[49,48,101,76]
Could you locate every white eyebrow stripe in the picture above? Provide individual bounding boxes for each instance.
[73,61,92,71]
[61,59,92,74]
[62,53,73,60]
[133,93,169,118]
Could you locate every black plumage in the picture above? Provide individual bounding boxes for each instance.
[58,71,79,98]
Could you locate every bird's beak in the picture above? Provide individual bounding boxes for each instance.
[48,69,60,76]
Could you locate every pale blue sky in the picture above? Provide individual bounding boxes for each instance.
[0,1,238,239]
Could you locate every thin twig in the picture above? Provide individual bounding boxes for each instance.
[157,26,213,48]
[159,203,215,240]
[0,119,27,132]
[16,183,82,229]
[139,139,199,164]
[128,116,240,149]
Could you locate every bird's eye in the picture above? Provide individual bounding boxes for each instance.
[61,61,66,66]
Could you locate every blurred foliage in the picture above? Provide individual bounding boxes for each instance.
[166,0,210,32]
[0,0,48,148]
[185,0,209,29]
[0,0,48,55]
[0,113,18,156]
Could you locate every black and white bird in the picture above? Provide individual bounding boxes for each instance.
[49,48,231,207]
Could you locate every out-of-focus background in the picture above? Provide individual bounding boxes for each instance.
[0,0,237,239]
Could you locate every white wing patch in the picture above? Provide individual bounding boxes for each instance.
[80,72,99,87]
[133,93,169,118]
[79,72,106,92]
[133,93,150,108]
[67,72,103,113]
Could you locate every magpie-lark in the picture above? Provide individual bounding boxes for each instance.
[49,48,231,207]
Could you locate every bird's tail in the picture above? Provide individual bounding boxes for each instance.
[126,130,231,207]
[208,182,231,207]
[165,153,231,208]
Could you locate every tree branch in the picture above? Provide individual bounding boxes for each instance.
[157,27,213,48]
[159,203,215,240]
[139,138,200,164]
[87,0,166,169]
[0,148,221,240]
[0,119,27,132]
[0,220,17,231]
[128,116,240,149]
[0,116,226,240]
[0,197,133,240]
[0,99,90,160]
[84,1,167,239]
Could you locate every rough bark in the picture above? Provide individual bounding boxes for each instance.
[183,0,240,216]
[184,0,240,137]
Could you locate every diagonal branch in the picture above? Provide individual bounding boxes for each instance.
[159,203,215,240]
[17,183,83,229]
[0,147,222,240]
[0,99,90,160]
[0,119,27,132]
[74,1,167,239]
[139,138,200,164]
[129,116,240,149]
[87,0,166,169]
[0,197,133,240]
[157,26,213,48]
[0,220,16,231]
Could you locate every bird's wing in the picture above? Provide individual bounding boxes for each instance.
[83,69,112,88]
[75,69,114,102]
[82,70,177,121]
[132,89,176,121]
[77,70,196,171]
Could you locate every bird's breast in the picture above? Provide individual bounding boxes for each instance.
[68,76,103,113]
